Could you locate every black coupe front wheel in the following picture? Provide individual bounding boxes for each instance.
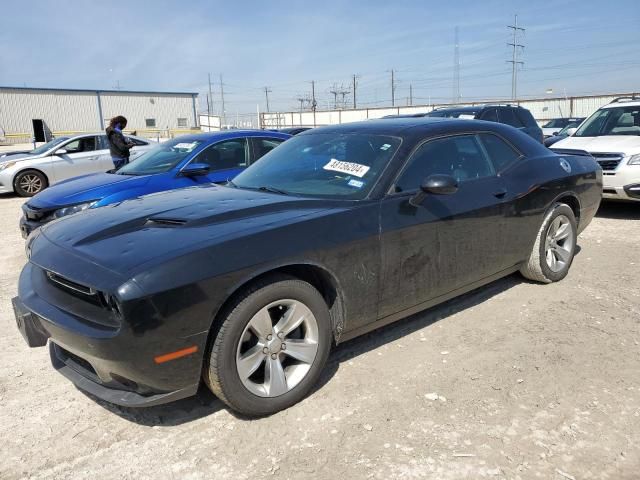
[203,274,332,416]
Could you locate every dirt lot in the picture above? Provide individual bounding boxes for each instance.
[0,194,638,480]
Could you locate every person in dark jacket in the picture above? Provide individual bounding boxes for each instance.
[105,116,134,169]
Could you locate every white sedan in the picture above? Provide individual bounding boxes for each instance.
[0,133,153,196]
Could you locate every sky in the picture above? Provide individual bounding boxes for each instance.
[1,0,639,121]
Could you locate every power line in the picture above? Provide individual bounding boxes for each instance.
[507,14,525,100]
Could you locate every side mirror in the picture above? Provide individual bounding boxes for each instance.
[55,148,68,155]
[180,163,210,177]
[409,174,458,207]
[552,131,559,135]
[564,127,577,136]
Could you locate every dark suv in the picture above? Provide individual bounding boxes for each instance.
[385,105,544,143]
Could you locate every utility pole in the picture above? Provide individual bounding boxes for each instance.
[391,69,395,107]
[219,74,226,127]
[208,73,213,116]
[409,84,413,106]
[329,83,339,109]
[352,74,358,109]
[453,26,460,103]
[507,15,525,101]
[264,86,272,112]
[311,81,317,127]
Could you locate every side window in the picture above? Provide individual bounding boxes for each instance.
[194,138,249,171]
[480,108,498,122]
[254,137,285,160]
[145,118,156,128]
[499,108,525,128]
[395,135,494,192]
[62,137,96,153]
[515,109,537,127]
[177,118,188,128]
[98,135,110,150]
[478,134,522,173]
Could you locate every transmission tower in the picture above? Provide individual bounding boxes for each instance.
[507,15,525,100]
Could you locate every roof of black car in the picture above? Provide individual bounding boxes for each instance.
[307,117,479,135]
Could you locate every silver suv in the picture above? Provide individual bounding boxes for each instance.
[553,96,640,202]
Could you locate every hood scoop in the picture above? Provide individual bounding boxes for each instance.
[145,217,187,227]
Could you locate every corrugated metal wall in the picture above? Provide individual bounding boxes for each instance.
[0,87,198,143]
[0,89,98,134]
[261,92,639,128]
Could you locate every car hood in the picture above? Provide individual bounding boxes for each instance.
[28,172,152,208]
[553,135,640,154]
[0,151,41,162]
[35,185,344,276]
[0,151,33,160]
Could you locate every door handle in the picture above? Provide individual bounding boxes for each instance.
[493,188,507,198]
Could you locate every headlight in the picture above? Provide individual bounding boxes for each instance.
[52,201,97,219]
[0,161,17,171]
[628,154,640,165]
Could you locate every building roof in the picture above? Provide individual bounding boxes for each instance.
[0,86,197,96]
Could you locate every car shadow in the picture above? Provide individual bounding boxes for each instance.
[83,385,225,426]
[595,200,640,220]
[98,273,522,426]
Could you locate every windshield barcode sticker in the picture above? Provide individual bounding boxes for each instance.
[323,159,370,178]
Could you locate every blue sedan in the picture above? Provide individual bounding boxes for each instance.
[19,130,290,238]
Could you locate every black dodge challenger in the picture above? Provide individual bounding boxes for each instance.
[13,118,602,416]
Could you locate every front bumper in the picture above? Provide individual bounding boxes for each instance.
[14,262,207,407]
[19,215,47,239]
[602,167,640,202]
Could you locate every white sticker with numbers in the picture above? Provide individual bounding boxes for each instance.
[323,159,370,178]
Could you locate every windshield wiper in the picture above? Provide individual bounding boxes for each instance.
[258,185,289,195]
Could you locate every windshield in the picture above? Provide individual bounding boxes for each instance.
[557,121,582,135]
[543,119,569,129]
[574,106,640,137]
[117,138,204,175]
[30,137,69,155]
[232,133,401,199]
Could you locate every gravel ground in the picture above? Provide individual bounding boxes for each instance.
[0,193,638,480]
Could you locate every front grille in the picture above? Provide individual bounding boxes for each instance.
[589,152,623,171]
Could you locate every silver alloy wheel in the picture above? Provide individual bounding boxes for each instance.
[19,174,42,194]
[236,299,319,398]
[544,214,574,273]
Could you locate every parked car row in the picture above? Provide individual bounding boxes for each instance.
[0,133,152,196]
[12,114,603,416]
[19,131,290,237]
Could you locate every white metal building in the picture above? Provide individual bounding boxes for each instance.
[0,86,199,143]
[260,92,640,129]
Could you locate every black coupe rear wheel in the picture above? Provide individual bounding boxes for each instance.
[520,202,577,283]
[203,274,332,416]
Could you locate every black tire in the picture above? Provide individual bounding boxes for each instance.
[203,274,332,416]
[14,169,48,197]
[520,202,577,283]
